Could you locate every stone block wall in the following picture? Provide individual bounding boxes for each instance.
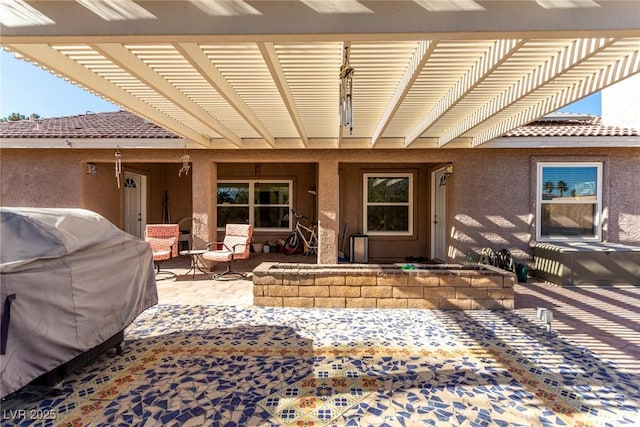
[252,263,515,310]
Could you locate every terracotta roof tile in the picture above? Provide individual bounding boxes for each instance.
[1,110,637,140]
[0,110,179,139]
[504,114,639,137]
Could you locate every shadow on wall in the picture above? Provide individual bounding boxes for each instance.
[450,213,534,265]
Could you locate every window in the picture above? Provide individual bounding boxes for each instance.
[217,180,291,231]
[537,162,602,241]
[364,173,413,235]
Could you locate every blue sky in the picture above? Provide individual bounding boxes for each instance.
[1,49,602,119]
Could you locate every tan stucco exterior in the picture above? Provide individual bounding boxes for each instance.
[2,147,639,265]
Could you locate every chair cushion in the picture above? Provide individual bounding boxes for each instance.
[145,224,180,258]
[152,250,172,261]
[202,250,233,262]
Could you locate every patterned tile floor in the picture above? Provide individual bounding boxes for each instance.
[2,255,639,426]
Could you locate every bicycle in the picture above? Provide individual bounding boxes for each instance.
[283,209,318,255]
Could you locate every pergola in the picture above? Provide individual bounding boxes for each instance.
[1,1,639,150]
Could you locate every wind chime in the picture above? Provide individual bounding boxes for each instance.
[115,150,122,188]
[339,45,355,134]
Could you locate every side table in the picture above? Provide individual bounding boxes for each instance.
[179,249,209,279]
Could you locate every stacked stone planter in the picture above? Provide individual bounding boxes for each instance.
[252,263,515,310]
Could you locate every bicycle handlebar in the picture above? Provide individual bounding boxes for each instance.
[289,208,307,220]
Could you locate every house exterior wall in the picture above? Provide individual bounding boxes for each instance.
[216,162,317,246]
[339,163,434,262]
[602,74,640,130]
[1,147,639,265]
[82,161,121,226]
[1,150,84,208]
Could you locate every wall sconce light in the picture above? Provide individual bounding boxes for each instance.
[86,163,97,175]
[439,163,454,186]
[444,163,454,176]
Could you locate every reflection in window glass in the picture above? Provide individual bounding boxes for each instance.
[254,207,290,228]
[367,177,409,203]
[366,206,409,232]
[217,181,291,230]
[541,204,596,237]
[364,174,412,235]
[217,183,249,204]
[254,183,289,204]
[538,163,602,241]
[541,166,597,200]
[217,206,250,227]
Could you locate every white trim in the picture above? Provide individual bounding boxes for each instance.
[481,136,640,148]
[536,162,603,242]
[430,167,447,261]
[217,179,292,232]
[4,134,639,150]
[363,173,413,236]
[0,137,202,149]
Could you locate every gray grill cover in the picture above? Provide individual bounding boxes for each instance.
[0,207,157,397]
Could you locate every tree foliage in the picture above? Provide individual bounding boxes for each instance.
[0,112,41,122]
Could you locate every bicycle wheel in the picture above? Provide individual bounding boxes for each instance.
[283,233,299,255]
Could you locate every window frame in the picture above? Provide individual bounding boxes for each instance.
[363,172,414,236]
[217,180,292,232]
[536,162,603,242]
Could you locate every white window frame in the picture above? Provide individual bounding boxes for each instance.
[536,162,603,242]
[217,180,292,232]
[363,173,413,236]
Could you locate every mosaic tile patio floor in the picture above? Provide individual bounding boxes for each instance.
[2,304,639,426]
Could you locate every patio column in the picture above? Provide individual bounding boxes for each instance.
[317,160,339,264]
[191,159,217,249]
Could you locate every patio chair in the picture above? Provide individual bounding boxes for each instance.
[202,224,253,280]
[177,216,192,251]
[145,224,180,280]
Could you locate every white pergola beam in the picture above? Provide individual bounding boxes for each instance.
[371,40,435,147]
[175,42,276,147]
[404,38,524,147]
[437,37,618,147]
[3,1,639,39]
[257,42,308,147]
[92,43,243,147]
[6,43,215,148]
[473,49,640,146]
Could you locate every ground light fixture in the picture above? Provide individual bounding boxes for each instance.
[537,307,554,333]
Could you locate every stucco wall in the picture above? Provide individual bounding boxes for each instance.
[1,147,638,265]
[82,161,121,226]
[609,150,640,244]
[450,151,534,264]
[1,150,84,208]
[339,163,433,262]
[80,162,192,228]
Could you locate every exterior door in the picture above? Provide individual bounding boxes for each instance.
[431,168,447,261]
[124,172,146,238]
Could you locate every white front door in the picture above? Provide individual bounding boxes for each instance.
[431,168,447,261]
[124,172,146,238]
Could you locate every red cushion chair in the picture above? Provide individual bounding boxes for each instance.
[144,224,179,280]
[202,224,253,280]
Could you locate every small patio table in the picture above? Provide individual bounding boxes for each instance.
[179,249,209,279]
